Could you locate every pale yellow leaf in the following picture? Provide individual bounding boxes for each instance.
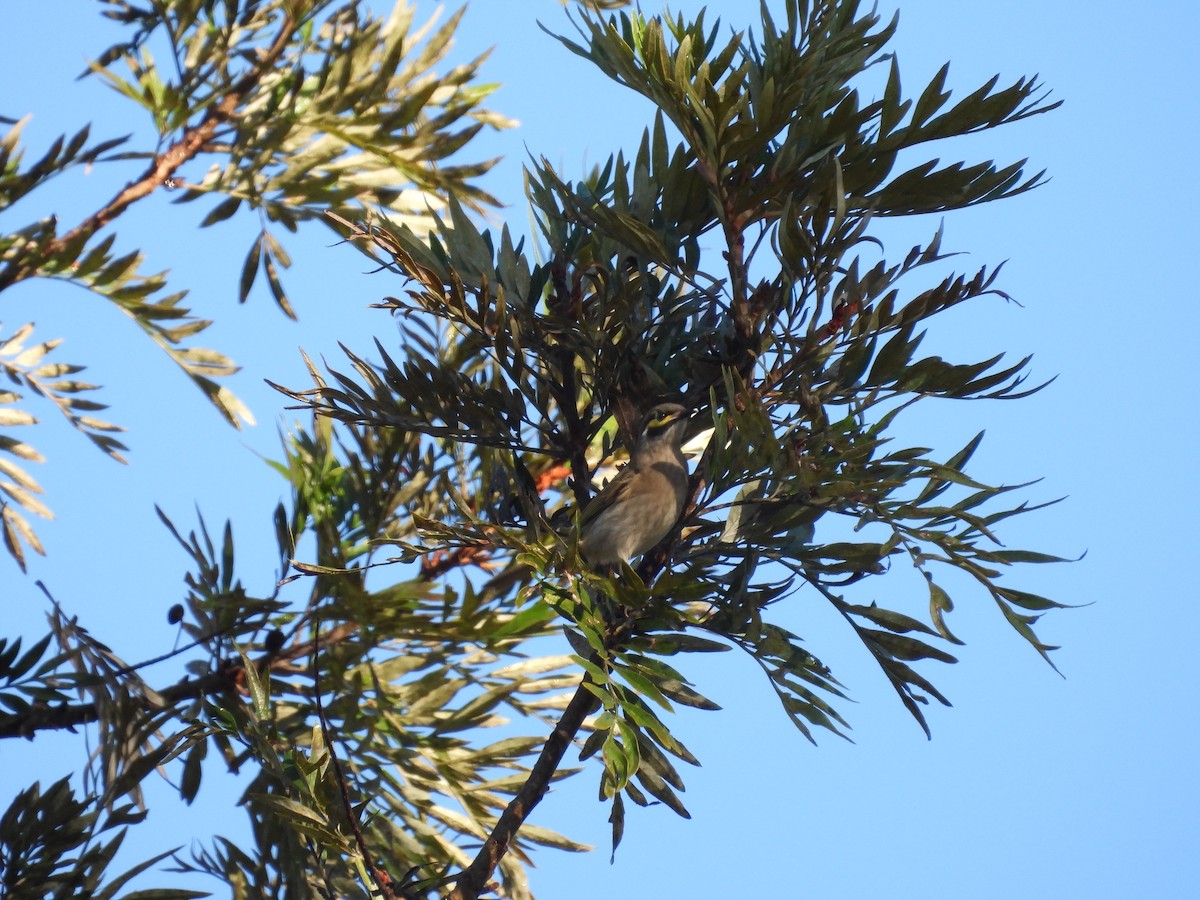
[0,438,44,462]
[0,323,35,357]
[216,385,255,427]
[76,416,123,432]
[0,481,53,518]
[3,504,45,559]
[12,340,61,368]
[0,409,37,426]
[0,457,42,493]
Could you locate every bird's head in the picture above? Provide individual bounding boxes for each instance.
[637,403,689,450]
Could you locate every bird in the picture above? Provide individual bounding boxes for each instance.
[579,402,691,566]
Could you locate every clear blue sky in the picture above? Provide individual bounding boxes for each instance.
[3,2,1198,898]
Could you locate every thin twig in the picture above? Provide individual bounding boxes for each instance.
[312,621,400,898]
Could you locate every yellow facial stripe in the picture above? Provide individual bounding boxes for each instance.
[646,411,678,433]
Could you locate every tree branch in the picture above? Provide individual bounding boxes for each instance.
[312,623,404,900]
[0,10,297,290]
[0,621,359,741]
[445,673,599,900]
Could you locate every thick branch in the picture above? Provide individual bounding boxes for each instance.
[0,622,358,741]
[0,12,296,291]
[445,675,599,900]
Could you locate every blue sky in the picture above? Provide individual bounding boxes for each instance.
[3,1,1198,898]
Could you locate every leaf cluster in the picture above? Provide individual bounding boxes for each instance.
[282,0,1070,859]
[1,406,591,897]
[0,778,204,900]
[0,0,508,571]
[0,1,1072,897]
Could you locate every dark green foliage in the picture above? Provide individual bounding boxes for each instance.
[0,778,205,899]
[0,0,509,570]
[1,2,1068,898]
[286,0,1068,860]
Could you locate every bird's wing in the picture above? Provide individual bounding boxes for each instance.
[578,467,634,528]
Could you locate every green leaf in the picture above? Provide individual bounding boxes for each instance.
[656,678,720,711]
[911,62,951,128]
[238,649,270,722]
